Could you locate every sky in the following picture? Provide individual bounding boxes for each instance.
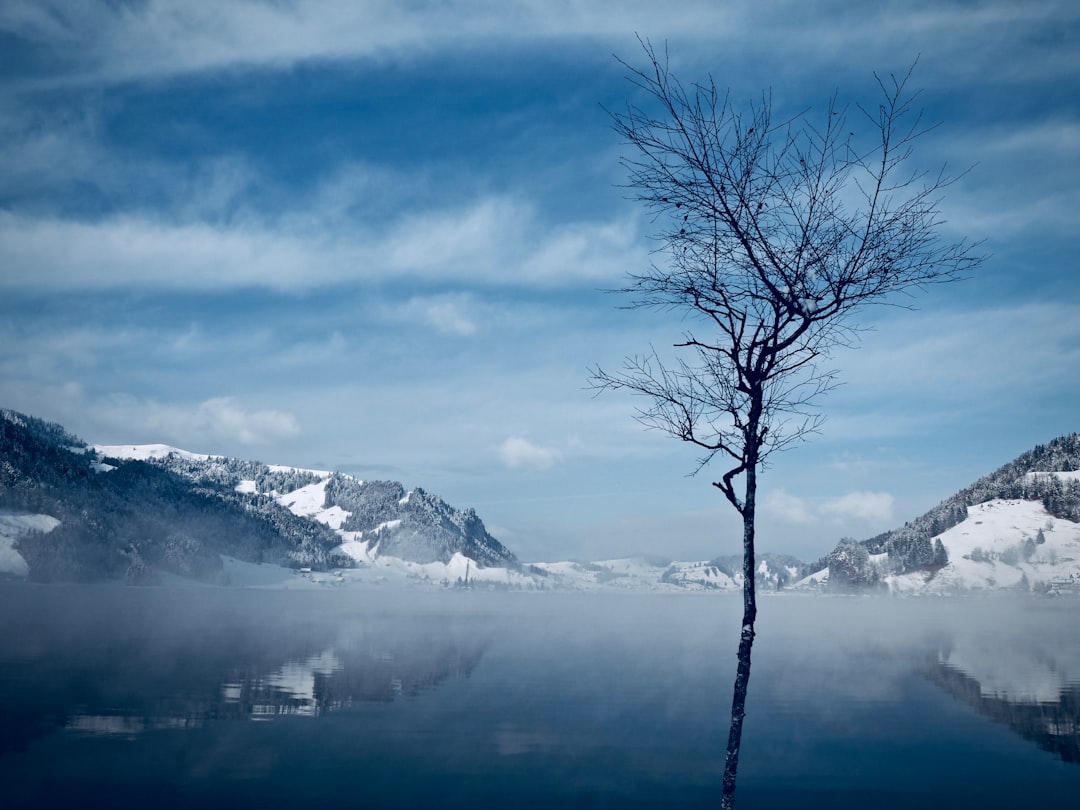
[1,0,1078,564]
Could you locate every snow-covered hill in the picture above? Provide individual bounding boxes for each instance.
[91,442,518,572]
[791,435,1080,595]
[887,496,1080,595]
[0,511,58,578]
[6,409,1080,595]
[794,475,1080,596]
[0,409,518,583]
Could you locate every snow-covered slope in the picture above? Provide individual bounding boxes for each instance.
[2,408,520,583]
[0,510,58,577]
[9,410,1080,595]
[528,554,800,592]
[93,444,223,463]
[91,443,518,572]
[887,497,1080,595]
[797,439,1080,595]
[529,558,724,591]
[794,484,1080,596]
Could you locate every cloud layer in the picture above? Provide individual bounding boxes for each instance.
[2,0,1078,562]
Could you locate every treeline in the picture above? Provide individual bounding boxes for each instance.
[149,451,325,495]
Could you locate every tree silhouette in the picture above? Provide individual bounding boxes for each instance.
[592,42,983,807]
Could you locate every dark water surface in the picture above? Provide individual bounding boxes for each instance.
[1,585,1078,808]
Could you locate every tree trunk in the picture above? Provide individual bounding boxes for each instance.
[721,461,758,809]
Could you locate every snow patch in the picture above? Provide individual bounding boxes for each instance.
[0,510,60,577]
[884,498,1080,595]
[268,463,332,477]
[93,443,222,462]
[335,539,375,564]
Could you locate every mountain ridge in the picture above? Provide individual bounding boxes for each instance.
[0,409,515,583]
[4,408,1079,594]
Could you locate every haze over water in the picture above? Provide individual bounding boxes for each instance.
[1,585,1078,808]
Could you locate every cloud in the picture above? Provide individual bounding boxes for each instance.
[766,488,895,526]
[0,199,642,292]
[188,397,300,445]
[0,2,759,83]
[819,491,895,524]
[422,299,477,337]
[94,395,300,448]
[498,437,560,471]
[6,0,1075,93]
[0,385,299,451]
[393,294,485,336]
[765,489,816,524]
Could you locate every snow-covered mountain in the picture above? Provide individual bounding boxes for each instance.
[0,409,515,584]
[93,443,518,570]
[4,408,1079,595]
[797,435,1080,595]
[529,554,800,592]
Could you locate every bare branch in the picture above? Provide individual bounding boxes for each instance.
[593,43,983,806]
[597,45,983,484]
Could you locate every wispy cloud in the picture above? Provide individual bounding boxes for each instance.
[0,199,642,292]
[2,0,1076,564]
[819,491,895,524]
[766,488,895,527]
[0,384,300,451]
[498,437,561,471]
[7,1,1075,89]
[99,395,301,448]
[408,295,478,337]
[827,302,1080,428]
[767,488,816,524]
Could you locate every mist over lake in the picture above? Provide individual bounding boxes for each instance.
[1,585,1077,808]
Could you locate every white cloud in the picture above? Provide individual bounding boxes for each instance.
[0,1,753,82]
[819,491,895,524]
[188,397,300,445]
[498,437,560,471]
[766,488,895,526]
[6,0,1074,92]
[393,294,484,336]
[93,395,300,448]
[0,387,299,451]
[0,199,643,292]
[423,300,477,337]
[765,489,815,524]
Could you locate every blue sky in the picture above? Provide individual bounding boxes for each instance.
[2,1,1078,563]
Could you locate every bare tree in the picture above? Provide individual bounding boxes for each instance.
[591,43,982,808]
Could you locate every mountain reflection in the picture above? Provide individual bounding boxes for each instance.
[222,641,482,723]
[56,640,482,737]
[0,587,485,751]
[3,589,1080,808]
[926,657,1080,765]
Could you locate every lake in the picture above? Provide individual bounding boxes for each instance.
[1,584,1078,808]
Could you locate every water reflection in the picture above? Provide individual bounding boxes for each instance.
[0,585,485,751]
[927,659,1080,764]
[925,621,1080,765]
[1,586,1079,809]
[57,637,483,736]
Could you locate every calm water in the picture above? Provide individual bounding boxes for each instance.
[1,585,1078,808]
